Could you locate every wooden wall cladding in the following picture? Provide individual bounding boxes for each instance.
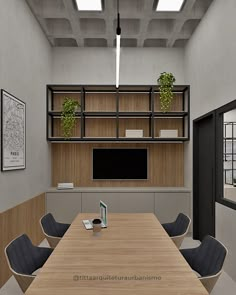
[85,93,116,111]
[119,118,150,137]
[53,118,81,137]
[53,93,81,111]
[0,193,45,287]
[154,118,183,137]
[154,93,183,112]
[51,143,184,187]
[85,118,116,138]
[119,93,150,112]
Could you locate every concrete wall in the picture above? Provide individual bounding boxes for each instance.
[0,0,52,211]
[185,0,236,280]
[52,47,185,85]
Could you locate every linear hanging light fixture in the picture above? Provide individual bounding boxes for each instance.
[116,0,121,88]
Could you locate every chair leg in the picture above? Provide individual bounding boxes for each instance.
[14,273,35,293]
[46,236,61,248]
[199,271,222,293]
[171,235,185,249]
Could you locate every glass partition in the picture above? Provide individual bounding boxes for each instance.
[223,110,236,203]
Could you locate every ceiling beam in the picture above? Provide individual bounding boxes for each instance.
[166,0,198,47]
[103,0,115,47]
[25,0,55,46]
[24,0,213,48]
[62,0,83,47]
[137,0,154,47]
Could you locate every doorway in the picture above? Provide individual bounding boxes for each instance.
[193,111,215,240]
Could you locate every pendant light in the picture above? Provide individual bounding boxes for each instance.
[116,0,121,88]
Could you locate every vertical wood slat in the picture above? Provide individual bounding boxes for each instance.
[0,193,46,287]
[51,143,184,187]
[85,118,116,137]
[119,93,150,112]
[154,118,183,137]
[53,118,81,137]
[85,93,116,112]
[52,93,81,111]
[119,118,150,137]
[154,93,183,112]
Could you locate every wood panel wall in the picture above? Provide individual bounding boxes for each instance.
[85,93,116,111]
[0,193,45,287]
[53,93,81,111]
[119,93,150,112]
[119,119,150,137]
[154,93,183,111]
[154,119,183,137]
[51,143,184,187]
[85,118,117,137]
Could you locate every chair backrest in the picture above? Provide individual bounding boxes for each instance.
[171,213,191,236]
[40,213,60,237]
[5,234,38,275]
[192,235,227,277]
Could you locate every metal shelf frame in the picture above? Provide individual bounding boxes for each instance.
[47,85,190,142]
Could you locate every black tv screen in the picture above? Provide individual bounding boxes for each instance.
[93,148,148,180]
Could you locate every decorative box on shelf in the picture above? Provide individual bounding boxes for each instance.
[125,129,143,138]
[57,183,74,190]
[159,130,178,138]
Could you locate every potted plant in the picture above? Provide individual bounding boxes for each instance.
[61,97,80,138]
[157,72,176,112]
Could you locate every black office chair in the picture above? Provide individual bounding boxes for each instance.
[40,213,70,248]
[162,213,191,248]
[180,235,228,293]
[5,234,53,293]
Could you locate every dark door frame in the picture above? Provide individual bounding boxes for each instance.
[193,110,216,240]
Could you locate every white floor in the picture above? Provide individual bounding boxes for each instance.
[1,237,236,295]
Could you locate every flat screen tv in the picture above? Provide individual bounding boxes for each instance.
[93,148,148,180]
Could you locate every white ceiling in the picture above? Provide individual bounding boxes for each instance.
[25,0,214,48]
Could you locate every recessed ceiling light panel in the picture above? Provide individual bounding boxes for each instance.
[156,0,185,12]
[75,0,102,11]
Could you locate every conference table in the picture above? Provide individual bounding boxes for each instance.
[26,213,208,295]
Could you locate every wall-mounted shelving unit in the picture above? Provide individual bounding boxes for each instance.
[47,85,190,142]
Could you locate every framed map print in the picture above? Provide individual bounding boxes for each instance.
[1,90,26,171]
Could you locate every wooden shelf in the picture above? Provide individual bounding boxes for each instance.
[47,85,190,142]
[48,137,189,143]
[119,112,151,117]
[83,111,117,117]
[154,112,188,117]
[48,111,81,117]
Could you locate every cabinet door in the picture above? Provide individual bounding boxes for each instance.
[82,193,120,213]
[118,193,154,213]
[81,192,154,213]
[155,192,191,224]
[46,192,82,223]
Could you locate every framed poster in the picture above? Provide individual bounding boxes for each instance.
[1,89,26,171]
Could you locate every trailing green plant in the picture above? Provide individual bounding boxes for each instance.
[61,97,80,138]
[157,72,176,112]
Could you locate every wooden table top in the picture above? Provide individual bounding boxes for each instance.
[26,213,208,295]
